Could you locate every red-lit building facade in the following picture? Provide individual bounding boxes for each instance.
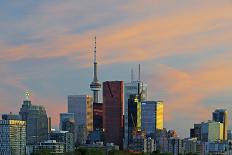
[93,102,103,130]
[103,81,124,148]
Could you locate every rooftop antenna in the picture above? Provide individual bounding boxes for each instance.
[138,64,141,82]
[131,68,134,82]
[94,36,96,63]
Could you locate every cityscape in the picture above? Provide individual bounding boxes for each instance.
[0,1,232,155]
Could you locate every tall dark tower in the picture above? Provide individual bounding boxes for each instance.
[90,37,101,103]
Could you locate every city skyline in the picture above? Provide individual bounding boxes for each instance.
[0,0,232,138]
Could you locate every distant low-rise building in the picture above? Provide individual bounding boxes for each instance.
[168,137,183,155]
[129,131,154,153]
[34,140,64,154]
[49,130,74,152]
[183,138,197,154]
[203,141,227,154]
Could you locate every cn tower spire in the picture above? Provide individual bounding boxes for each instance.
[90,36,101,103]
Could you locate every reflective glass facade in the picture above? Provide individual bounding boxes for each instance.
[141,101,164,135]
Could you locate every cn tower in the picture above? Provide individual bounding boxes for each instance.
[90,37,101,103]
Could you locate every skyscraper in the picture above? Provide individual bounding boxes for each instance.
[0,118,26,155]
[93,102,103,130]
[90,37,101,103]
[19,92,48,145]
[103,81,124,148]
[212,109,228,140]
[141,101,164,135]
[128,95,141,146]
[68,95,93,144]
[124,67,148,149]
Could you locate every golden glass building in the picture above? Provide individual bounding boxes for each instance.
[0,120,26,155]
[156,101,164,130]
[141,101,164,135]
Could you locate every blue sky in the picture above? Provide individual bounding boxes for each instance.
[0,0,232,137]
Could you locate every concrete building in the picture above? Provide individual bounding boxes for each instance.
[201,121,224,142]
[0,119,26,155]
[141,101,164,136]
[190,123,202,140]
[103,81,124,149]
[213,109,228,140]
[183,138,197,154]
[124,79,147,149]
[203,142,227,154]
[156,130,169,153]
[34,140,64,154]
[129,131,154,153]
[19,93,48,145]
[49,130,74,152]
[168,137,183,155]
[68,95,93,144]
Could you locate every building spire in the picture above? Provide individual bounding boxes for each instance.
[138,64,141,82]
[94,36,97,63]
[25,91,30,101]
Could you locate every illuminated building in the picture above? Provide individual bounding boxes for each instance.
[103,81,124,148]
[213,109,228,140]
[128,95,141,146]
[93,102,103,130]
[201,121,223,142]
[0,119,26,155]
[141,101,164,135]
[124,65,148,149]
[68,95,93,144]
[19,92,48,145]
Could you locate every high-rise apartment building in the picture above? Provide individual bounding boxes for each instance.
[103,81,124,148]
[141,101,164,135]
[19,93,48,145]
[212,109,228,140]
[0,119,26,155]
[68,95,93,144]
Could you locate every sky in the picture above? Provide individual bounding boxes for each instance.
[0,0,232,137]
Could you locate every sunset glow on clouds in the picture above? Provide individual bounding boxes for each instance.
[0,0,232,136]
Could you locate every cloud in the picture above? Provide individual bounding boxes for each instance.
[0,0,231,136]
[146,52,232,136]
